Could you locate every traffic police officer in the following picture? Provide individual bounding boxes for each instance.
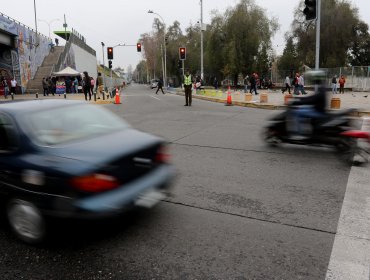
[184,70,193,106]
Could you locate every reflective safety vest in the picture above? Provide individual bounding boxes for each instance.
[184,75,192,86]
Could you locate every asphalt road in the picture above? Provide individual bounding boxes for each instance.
[0,84,355,279]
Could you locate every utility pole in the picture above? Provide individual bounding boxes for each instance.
[315,0,321,70]
[200,0,204,80]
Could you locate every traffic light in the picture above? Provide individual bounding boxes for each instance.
[137,43,142,52]
[179,47,186,60]
[108,60,112,69]
[107,47,113,60]
[303,0,317,21]
[178,60,182,69]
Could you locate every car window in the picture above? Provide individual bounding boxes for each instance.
[24,104,130,145]
[0,113,19,152]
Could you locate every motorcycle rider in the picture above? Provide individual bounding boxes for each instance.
[289,70,328,140]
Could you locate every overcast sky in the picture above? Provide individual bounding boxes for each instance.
[2,0,370,72]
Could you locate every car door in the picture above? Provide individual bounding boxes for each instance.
[0,113,21,195]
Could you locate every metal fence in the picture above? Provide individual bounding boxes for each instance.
[272,66,370,91]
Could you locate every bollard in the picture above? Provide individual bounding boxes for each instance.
[245,93,253,102]
[284,94,293,105]
[331,97,341,109]
[115,87,121,104]
[260,93,268,103]
[225,86,233,106]
[36,92,38,99]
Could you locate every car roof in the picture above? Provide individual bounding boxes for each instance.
[0,100,86,115]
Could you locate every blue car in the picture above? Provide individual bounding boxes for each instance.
[0,100,174,243]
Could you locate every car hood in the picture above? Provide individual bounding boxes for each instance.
[42,129,163,164]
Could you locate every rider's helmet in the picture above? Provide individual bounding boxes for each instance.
[304,70,326,85]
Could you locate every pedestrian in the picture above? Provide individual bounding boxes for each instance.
[183,70,193,106]
[281,75,291,94]
[155,77,165,94]
[293,73,300,95]
[298,73,306,95]
[332,75,338,94]
[213,77,218,90]
[96,72,104,99]
[42,77,49,96]
[195,75,202,94]
[73,77,78,94]
[65,77,72,93]
[339,75,346,94]
[10,77,17,97]
[243,75,249,93]
[1,77,9,99]
[249,73,258,95]
[83,72,91,101]
[90,77,95,96]
[55,38,59,46]
[51,76,56,95]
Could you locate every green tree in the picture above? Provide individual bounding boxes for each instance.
[206,0,278,84]
[282,0,370,68]
[349,21,370,65]
[277,37,299,73]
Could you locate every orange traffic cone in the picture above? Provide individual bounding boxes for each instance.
[225,86,233,106]
[115,87,121,104]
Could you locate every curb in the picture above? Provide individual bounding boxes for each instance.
[174,91,370,116]
[93,100,114,104]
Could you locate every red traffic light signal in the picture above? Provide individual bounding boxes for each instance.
[303,0,317,20]
[179,47,186,60]
[107,47,113,60]
[137,43,142,52]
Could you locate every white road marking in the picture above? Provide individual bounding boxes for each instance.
[148,94,161,101]
[326,119,370,280]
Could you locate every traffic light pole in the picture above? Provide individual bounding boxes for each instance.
[315,0,321,70]
[182,60,184,78]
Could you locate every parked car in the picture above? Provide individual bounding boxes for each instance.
[0,100,174,243]
[150,79,159,89]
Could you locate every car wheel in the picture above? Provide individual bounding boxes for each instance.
[7,199,46,244]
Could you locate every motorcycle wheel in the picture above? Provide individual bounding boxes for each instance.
[352,140,370,166]
[263,127,281,147]
[335,137,357,165]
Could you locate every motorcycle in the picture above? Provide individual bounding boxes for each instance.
[263,104,370,165]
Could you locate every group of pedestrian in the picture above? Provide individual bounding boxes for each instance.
[332,75,346,94]
[42,76,80,96]
[242,73,259,95]
[281,72,306,95]
[281,72,346,95]
[81,72,106,101]
[1,76,17,99]
[41,72,107,101]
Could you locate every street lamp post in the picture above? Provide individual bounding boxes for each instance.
[148,10,167,88]
[38,18,60,38]
[33,0,39,48]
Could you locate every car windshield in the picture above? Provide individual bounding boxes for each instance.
[24,104,130,145]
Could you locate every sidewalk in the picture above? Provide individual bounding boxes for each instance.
[170,87,370,116]
[0,93,114,104]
